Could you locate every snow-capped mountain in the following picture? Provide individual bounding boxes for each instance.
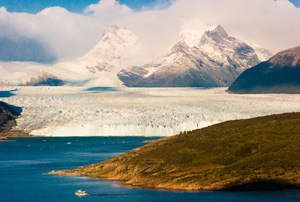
[52,25,143,87]
[0,26,142,87]
[118,25,272,87]
[76,25,142,74]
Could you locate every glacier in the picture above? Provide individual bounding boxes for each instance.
[0,86,299,137]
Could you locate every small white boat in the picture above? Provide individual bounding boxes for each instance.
[75,190,88,196]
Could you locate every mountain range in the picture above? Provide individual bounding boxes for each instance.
[119,25,271,87]
[0,25,272,87]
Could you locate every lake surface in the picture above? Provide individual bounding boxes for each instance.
[1,137,300,202]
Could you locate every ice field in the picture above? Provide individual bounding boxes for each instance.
[0,86,300,137]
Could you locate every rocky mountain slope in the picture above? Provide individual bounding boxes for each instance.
[118,25,272,87]
[0,101,28,141]
[49,112,300,191]
[228,46,300,93]
[0,101,20,132]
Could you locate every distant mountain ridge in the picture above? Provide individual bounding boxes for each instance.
[0,25,272,87]
[228,46,300,94]
[118,25,272,87]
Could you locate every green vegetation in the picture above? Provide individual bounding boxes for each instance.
[50,112,300,191]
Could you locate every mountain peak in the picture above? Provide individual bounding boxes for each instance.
[178,25,219,48]
[100,25,139,44]
[200,24,230,45]
[170,41,190,53]
[103,25,121,35]
[78,25,141,75]
[211,24,229,38]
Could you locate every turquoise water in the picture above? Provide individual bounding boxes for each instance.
[1,137,300,202]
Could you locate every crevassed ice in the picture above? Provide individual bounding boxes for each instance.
[1,87,299,137]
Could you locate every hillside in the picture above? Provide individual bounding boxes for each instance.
[228,46,300,94]
[49,112,300,191]
[0,101,29,141]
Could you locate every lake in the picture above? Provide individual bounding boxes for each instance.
[1,137,300,202]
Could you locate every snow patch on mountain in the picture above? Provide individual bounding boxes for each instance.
[200,43,222,59]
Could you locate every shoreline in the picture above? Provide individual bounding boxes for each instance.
[47,166,300,191]
[47,113,300,192]
[0,131,32,142]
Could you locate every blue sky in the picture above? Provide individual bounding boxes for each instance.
[0,0,172,13]
[2,0,297,13]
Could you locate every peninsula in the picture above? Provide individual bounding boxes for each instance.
[49,112,300,191]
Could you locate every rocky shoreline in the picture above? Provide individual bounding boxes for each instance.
[0,130,31,142]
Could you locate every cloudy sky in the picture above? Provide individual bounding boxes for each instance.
[0,0,300,63]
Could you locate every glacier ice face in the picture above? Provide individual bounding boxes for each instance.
[31,121,214,137]
[0,86,299,137]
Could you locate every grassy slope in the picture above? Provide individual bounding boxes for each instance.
[50,113,300,191]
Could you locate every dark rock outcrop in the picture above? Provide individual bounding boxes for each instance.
[0,101,28,141]
[0,101,21,132]
[24,74,66,86]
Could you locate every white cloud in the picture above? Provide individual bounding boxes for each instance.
[0,0,300,63]
[83,0,132,17]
